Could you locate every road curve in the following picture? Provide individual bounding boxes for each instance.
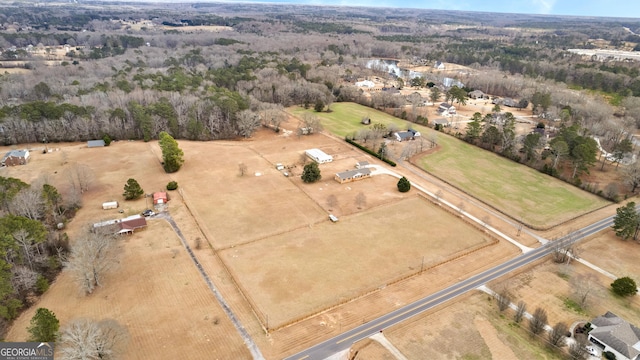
[283,212,616,360]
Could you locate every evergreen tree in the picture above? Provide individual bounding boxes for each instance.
[611,277,638,297]
[28,307,59,342]
[612,202,639,240]
[123,178,144,200]
[301,162,321,183]
[159,131,184,173]
[397,176,411,192]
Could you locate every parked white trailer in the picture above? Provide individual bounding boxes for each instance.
[102,201,119,210]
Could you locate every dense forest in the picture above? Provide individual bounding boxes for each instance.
[1,2,640,146]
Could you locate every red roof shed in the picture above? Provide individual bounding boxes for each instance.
[153,192,168,205]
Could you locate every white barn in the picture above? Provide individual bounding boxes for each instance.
[305,149,333,164]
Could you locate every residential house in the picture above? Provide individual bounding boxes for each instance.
[1,149,30,166]
[588,312,640,360]
[93,214,147,235]
[433,118,451,128]
[492,97,519,107]
[335,168,372,184]
[437,103,457,117]
[356,80,375,89]
[435,61,445,70]
[468,90,487,99]
[394,128,421,142]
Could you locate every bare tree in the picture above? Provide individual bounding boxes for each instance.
[568,337,588,360]
[496,287,511,312]
[355,192,367,209]
[299,113,323,135]
[236,110,261,138]
[529,307,548,336]
[622,160,640,193]
[571,273,597,309]
[552,233,577,264]
[548,322,569,347]
[10,188,44,220]
[428,132,438,148]
[11,266,38,296]
[13,229,40,270]
[58,318,129,360]
[238,163,248,177]
[326,194,338,210]
[65,163,94,194]
[298,152,308,166]
[514,301,527,323]
[65,228,118,295]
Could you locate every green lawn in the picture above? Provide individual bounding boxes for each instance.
[416,134,609,228]
[289,102,609,229]
[290,102,420,137]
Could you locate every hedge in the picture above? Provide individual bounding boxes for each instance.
[345,138,396,167]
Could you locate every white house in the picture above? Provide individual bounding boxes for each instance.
[588,312,640,360]
[394,128,421,142]
[437,102,457,117]
[435,61,445,70]
[305,149,333,164]
[356,80,375,88]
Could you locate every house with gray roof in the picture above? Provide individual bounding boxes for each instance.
[1,149,30,166]
[334,168,371,184]
[87,139,106,148]
[588,312,640,360]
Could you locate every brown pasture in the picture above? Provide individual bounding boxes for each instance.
[355,229,640,360]
[219,196,495,328]
[1,142,252,359]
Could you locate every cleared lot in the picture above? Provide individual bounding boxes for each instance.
[220,196,496,329]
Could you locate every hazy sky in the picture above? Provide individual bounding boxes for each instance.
[215,0,640,18]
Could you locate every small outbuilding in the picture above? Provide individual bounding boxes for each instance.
[305,149,333,164]
[153,192,168,205]
[87,140,106,148]
[102,201,119,210]
[1,149,30,166]
[355,161,369,169]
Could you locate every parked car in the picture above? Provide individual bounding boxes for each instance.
[142,209,155,217]
[586,346,597,356]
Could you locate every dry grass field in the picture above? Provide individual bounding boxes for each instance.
[220,196,495,328]
[352,229,640,360]
[0,142,252,359]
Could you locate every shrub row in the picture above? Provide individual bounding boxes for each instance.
[345,137,396,167]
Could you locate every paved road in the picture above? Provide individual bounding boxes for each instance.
[284,211,615,360]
